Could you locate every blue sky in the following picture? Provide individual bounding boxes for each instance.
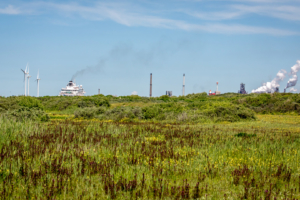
[1,0,300,97]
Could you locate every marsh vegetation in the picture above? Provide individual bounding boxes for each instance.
[0,93,300,199]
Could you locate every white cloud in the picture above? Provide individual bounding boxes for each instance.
[232,4,300,21]
[289,87,297,92]
[131,91,138,95]
[42,2,298,35]
[0,1,298,36]
[183,3,300,21]
[0,5,20,15]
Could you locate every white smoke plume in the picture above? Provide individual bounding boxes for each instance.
[252,70,287,93]
[285,60,300,90]
[289,87,297,92]
[131,91,138,95]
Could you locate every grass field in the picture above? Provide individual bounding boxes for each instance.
[0,114,300,199]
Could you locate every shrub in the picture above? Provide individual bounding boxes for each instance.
[17,96,44,110]
[7,107,49,122]
[142,106,162,119]
[101,106,142,121]
[74,107,106,119]
[78,96,110,108]
[201,102,256,122]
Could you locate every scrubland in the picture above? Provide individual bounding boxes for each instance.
[0,93,300,199]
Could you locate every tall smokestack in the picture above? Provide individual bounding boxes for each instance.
[182,74,185,96]
[216,82,218,92]
[150,73,152,97]
[98,89,100,95]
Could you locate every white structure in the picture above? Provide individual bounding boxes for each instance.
[182,73,185,96]
[216,82,221,95]
[36,71,40,97]
[27,74,31,96]
[59,80,86,96]
[21,64,29,96]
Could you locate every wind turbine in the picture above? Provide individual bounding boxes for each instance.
[36,70,40,97]
[27,66,31,96]
[21,64,28,96]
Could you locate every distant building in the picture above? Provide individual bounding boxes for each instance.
[238,83,247,94]
[209,90,216,95]
[166,91,172,97]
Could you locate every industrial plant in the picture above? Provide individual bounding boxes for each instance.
[238,83,247,94]
[209,82,221,95]
[166,91,172,97]
[19,60,300,98]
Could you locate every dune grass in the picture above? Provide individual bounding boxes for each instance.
[0,115,299,199]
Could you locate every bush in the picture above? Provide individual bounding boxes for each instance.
[17,96,44,110]
[202,102,256,122]
[101,106,142,121]
[7,107,49,122]
[74,107,107,119]
[142,106,162,119]
[78,96,110,108]
[39,96,110,111]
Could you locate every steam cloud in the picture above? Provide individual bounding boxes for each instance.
[131,91,138,95]
[284,60,300,91]
[251,70,287,93]
[289,87,297,92]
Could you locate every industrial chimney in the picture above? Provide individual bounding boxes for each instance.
[150,73,152,97]
[216,82,221,95]
[98,89,100,95]
[182,74,185,96]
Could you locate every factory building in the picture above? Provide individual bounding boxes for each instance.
[166,91,172,97]
[238,83,247,94]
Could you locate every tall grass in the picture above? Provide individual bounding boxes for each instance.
[0,117,299,199]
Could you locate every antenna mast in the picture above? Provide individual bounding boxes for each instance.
[150,73,152,97]
[182,74,185,96]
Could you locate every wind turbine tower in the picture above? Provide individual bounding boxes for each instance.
[27,66,31,96]
[21,64,28,96]
[36,71,40,97]
[27,75,31,96]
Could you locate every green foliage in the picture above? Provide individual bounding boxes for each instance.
[185,92,208,99]
[17,96,44,110]
[201,102,256,122]
[0,118,299,199]
[234,132,257,138]
[101,106,142,121]
[39,95,110,111]
[3,92,300,123]
[74,107,107,119]
[0,96,20,112]
[6,107,49,122]
[234,93,300,114]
